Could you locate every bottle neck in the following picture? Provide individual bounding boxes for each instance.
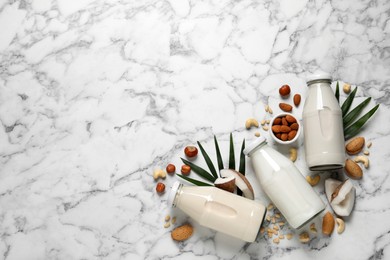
[307,79,331,86]
[247,141,268,157]
[171,184,183,208]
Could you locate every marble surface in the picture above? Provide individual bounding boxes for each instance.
[0,0,390,259]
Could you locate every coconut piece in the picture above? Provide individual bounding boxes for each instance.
[220,169,254,200]
[325,178,355,216]
[214,176,236,193]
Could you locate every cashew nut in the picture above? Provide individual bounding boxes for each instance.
[254,132,261,137]
[306,175,320,186]
[289,148,297,162]
[245,118,259,129]
[153,169,166,180]
[343,83,351,94]
[336,218,345,234]
[354,155,369,168]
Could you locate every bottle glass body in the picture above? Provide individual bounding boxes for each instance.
[248,142,325,229]
[171,184,266,242]
[303,79,345,171]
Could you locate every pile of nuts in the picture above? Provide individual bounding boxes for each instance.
[344,136,371,179]
[271,114,299,141]
[261,204,346,245]
[153,145,198,195]
[260,203,294,244]
[278,84,301,111]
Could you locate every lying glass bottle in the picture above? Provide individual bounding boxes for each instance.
[168,182,267,242]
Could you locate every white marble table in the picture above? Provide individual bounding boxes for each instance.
[1,0,389,259]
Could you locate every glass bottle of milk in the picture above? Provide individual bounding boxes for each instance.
[303,72,345,171]
[167,182,267,242]
[244,137,325,229]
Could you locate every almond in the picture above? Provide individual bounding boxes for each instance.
[293,94,301,106]
[344,159,363,179]
[285,115,296,123]
[282,117,288,126]
[345,137,365,155]
[272,125,282,133]
[288,130,297,140]
[290,123,299,130]
[281,133,288,141]
[322,212,335,236]
[273,117,282,125]
[280,125,291,133]
[171,224,194,241]
[279,103,292,112]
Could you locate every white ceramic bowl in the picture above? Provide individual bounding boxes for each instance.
[269,112,301,145]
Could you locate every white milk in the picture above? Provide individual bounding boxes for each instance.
[244,137,325,229]
[168,182,267,242]
[303,72,345,171]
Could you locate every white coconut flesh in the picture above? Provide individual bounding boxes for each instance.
[214,176,236,193]
[220,169,254,200]
[325,178,355,216]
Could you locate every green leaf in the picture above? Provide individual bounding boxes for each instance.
[181,158,216,183]
[239,139,246,175]
[344,104,379,140]
[341,87,358,117]
[197,141,218,179]
[335,81,340,103]
[176,174,212,186]
[214,135,224,174]
[229,133,235,170]
[343,97,371,127]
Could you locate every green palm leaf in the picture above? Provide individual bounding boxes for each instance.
[341,87,357,117]
[214,135,224,173]
[343,97,371,127]
[177,174,212,186]
[335,81,340,103]
[181,158,216,183]
[228,133,235,170]
[239,139,246,175]
[197,141,218,179]
[344,104,380,140]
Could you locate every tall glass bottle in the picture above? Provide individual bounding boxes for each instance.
[167,182,267,242]
[303,72,345,171]
[244,137,325,229]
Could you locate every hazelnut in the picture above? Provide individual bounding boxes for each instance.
[181,165,191,175]
[166,164,176,174]
[279,85,291,97]
[156,182,165,193]
[184,146,198,158]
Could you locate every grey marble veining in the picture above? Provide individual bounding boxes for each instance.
[0,0,389,259]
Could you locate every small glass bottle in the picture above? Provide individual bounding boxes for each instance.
[244,137,325,229]
[303,72,345,171]
[167,182,267,242]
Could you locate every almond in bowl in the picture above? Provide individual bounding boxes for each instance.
[269,113,301,144]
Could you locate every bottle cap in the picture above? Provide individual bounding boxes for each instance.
[167,181,181,207]
[243,136,267,156]
[306,71,332,84]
